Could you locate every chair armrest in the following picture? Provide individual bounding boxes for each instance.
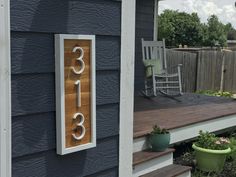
[169,64,182,69]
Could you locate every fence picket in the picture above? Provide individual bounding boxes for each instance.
[166,50,236,93]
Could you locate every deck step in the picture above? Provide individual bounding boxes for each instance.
[133,149,175,177]
[140,164,192,177]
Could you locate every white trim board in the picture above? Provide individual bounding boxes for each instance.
[119,0,136,176]
[0,0,11,177]
[133,114,236,152]
[170,114,236,144]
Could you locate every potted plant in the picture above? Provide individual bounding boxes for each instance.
[149,125,170,152]
[192,131,231,172]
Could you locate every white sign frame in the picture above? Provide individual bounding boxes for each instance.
[55,34,96,155]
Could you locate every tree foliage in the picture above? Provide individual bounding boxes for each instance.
[227,29,236,40]
[158,10,203,47]
[204,15,227,47]
[158,10,235,47]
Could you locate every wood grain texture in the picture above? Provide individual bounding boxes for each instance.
[12,137,118,177]
[12,71,119,116]
[197,51,215,90]
[140,164,191,177]
[134,94,236,138]
[133,149,175,166]
[10,0,121,35]
[224,52,236,92]
[11,32,120,74]
[196,51,223,91]
[64,39,92,148]
[167,50,197,92]
[12,104,119,158]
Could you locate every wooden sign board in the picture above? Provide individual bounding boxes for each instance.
[55,34,96,155]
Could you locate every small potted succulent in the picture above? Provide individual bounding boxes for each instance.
[149,125,170,152]
[192,131,231,172]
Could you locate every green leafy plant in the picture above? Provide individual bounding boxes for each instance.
[196,90,233,98]
[151,125,169,135]
[229,137,236,160]
[195,131,230,150]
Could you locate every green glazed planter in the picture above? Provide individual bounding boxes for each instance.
[192,144,231,172]
[149,133,170,152]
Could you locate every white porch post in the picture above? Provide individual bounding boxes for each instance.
[119,0,136,176]
[0,0,11,177]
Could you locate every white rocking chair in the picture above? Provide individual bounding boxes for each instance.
[141,38,183,97]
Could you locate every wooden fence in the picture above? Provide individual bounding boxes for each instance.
[166,50,236,93]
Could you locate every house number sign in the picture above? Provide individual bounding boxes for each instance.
[55,34,96,155]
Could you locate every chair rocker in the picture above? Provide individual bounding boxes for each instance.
[141,38,183,97]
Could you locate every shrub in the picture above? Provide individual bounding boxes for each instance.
[195,131,230,150]
[229,137,236,160]
[151,125,169,135]
[196,90,233,98]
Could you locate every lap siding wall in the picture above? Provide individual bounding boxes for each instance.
[11,0,121,176]
[135,0,154,95]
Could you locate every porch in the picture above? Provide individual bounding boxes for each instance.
[134,93,236,151]
[132,0,236,176]
[132,93,236,176]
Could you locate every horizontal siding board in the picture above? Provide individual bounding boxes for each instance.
[12,137,118,177]
[11,32,120,74]
[12,104,119,158]
[135,29,153,38]
[11,74,55,116]
[96,36,120,71]
[11,32,54,74]
[96,71,120,105]
[11,0,121,176]
[135,0,154,94]
[87,168,118,177]
[136,0,154,7]
[136,21,154,29]
[136,14,154,22]
[10,0,121,35]
[12,71,119,116]
[136,6,154,14]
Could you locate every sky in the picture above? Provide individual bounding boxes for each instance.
[159,0,236,28]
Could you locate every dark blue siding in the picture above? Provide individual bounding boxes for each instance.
[11,0,121,176]
[11,33,120,74]
[12,104,119,158]
[135,0,154,94]
[10,0,121,35]
[12,137,118,177]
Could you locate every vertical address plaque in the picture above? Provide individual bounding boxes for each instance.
[55,34,96,155]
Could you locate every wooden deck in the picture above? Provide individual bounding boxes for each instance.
[134,93,236,138]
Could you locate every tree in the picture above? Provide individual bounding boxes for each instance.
[224,23,236,40]
[204,15,227,47]
[158,11,235,47]
[158,10,203,47]
[227,30,236,40]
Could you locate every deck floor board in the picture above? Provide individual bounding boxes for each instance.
[134,93,236,138]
